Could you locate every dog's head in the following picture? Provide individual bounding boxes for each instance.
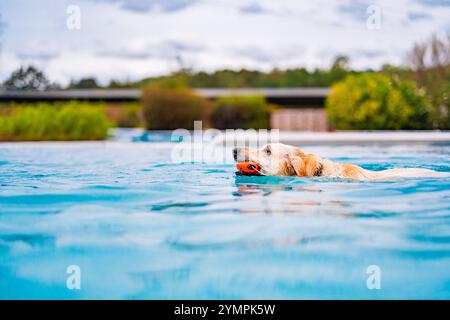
[233,143,323,177]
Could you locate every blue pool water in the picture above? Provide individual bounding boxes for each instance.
[1,130,450,299]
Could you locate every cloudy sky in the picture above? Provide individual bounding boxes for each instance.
[0,0,449,85]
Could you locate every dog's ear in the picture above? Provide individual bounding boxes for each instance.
[292,147,305,158]
[287,154,321,177]
[281,155,298,176]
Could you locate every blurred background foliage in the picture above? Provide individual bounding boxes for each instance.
[326,73,432,130]
[0,102,111,141]
[68,55,355,90]
[1,33,449,136]
[210,95,271,130]
[142,86,211,130]
[105,103,142,128]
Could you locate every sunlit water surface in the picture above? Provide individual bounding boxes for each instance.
[1,130,450,299]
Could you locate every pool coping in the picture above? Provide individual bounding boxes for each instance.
[209,130,450,145]
[275,131,450,144]
[1,130,449,145]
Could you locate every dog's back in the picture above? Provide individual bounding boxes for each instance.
[328,161,441,180]
[366,167,443,180]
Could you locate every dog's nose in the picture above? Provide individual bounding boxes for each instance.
[233,148,238,161]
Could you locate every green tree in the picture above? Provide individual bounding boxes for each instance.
[326,73,433,130]
[331,55,350,71]
[4,66,50,91]
[69,77,100,89]
[407,34,450,129]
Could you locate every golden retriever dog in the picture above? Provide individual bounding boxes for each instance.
[233,143,439,180]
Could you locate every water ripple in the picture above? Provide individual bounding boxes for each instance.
[0,137,450,299]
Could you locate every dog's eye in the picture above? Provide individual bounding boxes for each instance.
[265,147,271,155]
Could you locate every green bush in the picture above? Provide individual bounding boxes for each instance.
[326,73,433,130]
[118,103,142,127]
[142,87,210,130]
[0,102,112,141]
[432,83,450,130]
[210,95,271,129]
[105,103,142,128]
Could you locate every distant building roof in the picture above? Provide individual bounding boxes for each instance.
[0,89,141,100]
[195,88,330,98]
[0,88,330,107]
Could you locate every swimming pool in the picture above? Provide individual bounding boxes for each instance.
[1,130,450,299]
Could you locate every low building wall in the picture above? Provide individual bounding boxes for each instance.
[271,108,330,131]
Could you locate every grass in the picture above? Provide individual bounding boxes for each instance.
[0,102,112,141]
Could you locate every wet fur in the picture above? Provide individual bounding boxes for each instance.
[234,143,438,181]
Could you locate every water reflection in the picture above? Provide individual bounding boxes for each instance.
[233,175,320,195]
[232,175,352,216]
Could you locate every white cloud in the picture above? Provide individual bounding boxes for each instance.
[83,0,199,13]
[1,0,449,85]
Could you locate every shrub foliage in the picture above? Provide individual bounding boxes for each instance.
[0,102,112,141]
[326,73,433,130]
[210,95,271,129]
[142,87,210,130]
